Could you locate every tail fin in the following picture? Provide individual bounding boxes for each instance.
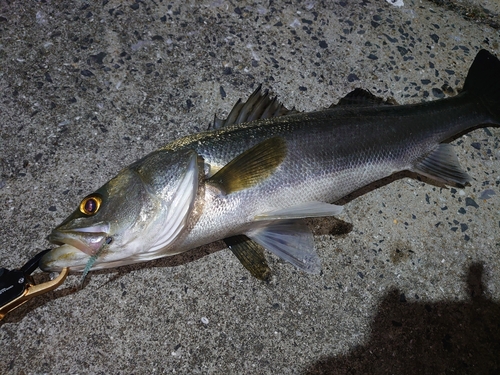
[463,49,500,123]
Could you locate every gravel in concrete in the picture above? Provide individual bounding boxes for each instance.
[1,1,499,373]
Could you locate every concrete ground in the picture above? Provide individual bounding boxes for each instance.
[1,0,499,373]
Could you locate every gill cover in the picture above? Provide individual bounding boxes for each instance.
[132,148,203,258]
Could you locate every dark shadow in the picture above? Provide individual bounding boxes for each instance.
[305,263,500,374]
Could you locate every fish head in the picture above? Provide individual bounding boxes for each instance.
[40,149,202,272]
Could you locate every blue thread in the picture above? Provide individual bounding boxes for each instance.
[80,254,98,288]
[79,237,113,287]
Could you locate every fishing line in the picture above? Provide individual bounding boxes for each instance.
[80,236,112,288]
[80,254,99,287]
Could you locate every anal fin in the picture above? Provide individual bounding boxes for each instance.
[224,235,271,281]
[413,143,472,186]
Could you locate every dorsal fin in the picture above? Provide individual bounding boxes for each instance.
[212,85,298,129]
[331,88,397,108]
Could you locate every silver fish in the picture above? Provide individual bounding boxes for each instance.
[40,50,500,279]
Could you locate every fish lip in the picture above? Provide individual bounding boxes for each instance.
[39,244,90,272]
[47,222,111,256]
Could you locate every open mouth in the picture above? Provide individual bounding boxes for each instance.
[41,223,111,272]
[47,223,110,256]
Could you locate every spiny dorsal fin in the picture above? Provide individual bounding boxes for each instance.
[224,235,271,281]
[331,88,397,108]
[212,85,298,129]
[207,137,287,194]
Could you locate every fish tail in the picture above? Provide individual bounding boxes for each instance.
[463,49,500,125]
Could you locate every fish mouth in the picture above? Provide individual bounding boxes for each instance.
[47,223,110,255]
[41,222,111,272]
[39,244,91,272]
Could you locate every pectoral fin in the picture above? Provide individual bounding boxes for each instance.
[224,235,271,281]
[207,137,287,194]
[413,143,471,186]
[246,221,320,274]
[254,201,343,221]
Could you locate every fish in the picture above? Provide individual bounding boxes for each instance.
[40,49,500,280]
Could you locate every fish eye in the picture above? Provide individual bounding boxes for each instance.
[79,194,102,216]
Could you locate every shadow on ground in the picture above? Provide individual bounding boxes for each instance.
[305,263,500,375]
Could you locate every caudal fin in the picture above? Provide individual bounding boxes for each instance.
[463,49,500,123]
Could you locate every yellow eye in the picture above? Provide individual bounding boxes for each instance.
[79,195,102,216]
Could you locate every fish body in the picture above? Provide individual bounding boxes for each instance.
[41,50,500,277]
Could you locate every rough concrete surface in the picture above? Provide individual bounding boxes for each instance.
[1,0,499,374]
